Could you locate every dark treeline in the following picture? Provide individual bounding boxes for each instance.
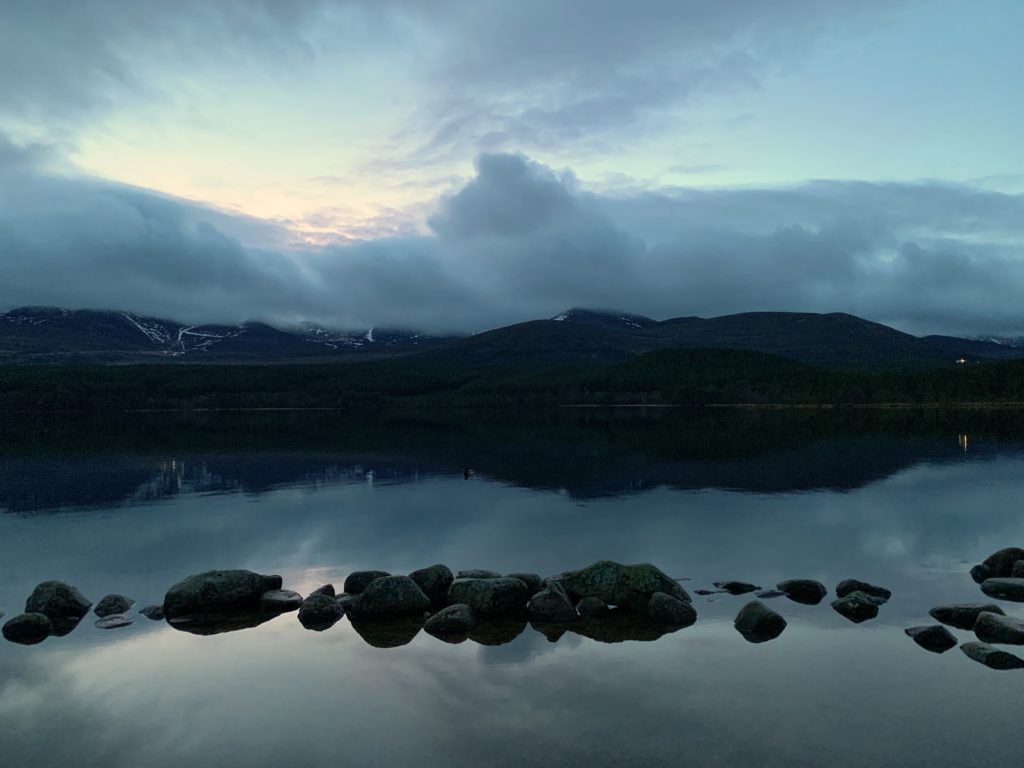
[2,348,1024,412]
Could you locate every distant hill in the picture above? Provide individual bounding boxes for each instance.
[1,305,1021,369]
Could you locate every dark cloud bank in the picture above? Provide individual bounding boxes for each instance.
[2,135,1023,337]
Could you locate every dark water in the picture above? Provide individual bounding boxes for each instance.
[1,409,1022,767]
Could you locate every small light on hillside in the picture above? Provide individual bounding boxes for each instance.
[955,357,967,365]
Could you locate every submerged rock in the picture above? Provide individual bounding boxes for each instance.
[139,604,165,621]
[456,569,502,580]
[25,581,92,623]
[831,591,881,623]
[980,578,1024,602]
[94,594,135,618]
[755,590,786,599]
[350,615,424,648]
[835,579,891,602]
[714,581,761,596]
[970,564,991,584]
[3,613,53,645]
[734,601,786,643]
[776,579,828,606]
[928,603,1004,630]
[694,589,725,596]
[960,641,1024,670]
[576,596,609,618]
[95,614,135,630]
[297,594,344,631]
[424,603,475,637]
[506,573,544,596]
[448,577,529,618]
[527,583,578,624]
[163,570,282,620]
[647,592,697,627]
[905,625,957,653]
[343,571,390,595]
[349,576,430,618]
[556,561,690,610]
[974,612,1024,645]
[981,547,1024,578]
[260,589,304,613]
[409,564,454,606]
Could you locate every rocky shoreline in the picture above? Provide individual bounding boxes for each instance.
[3,551,1023,669]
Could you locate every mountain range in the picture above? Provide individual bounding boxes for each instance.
[1,305,1021,369]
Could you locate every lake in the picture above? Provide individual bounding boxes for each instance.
[1,409,1022,767]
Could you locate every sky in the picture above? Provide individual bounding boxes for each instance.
[1,0,1022,335]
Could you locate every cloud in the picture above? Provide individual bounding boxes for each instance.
[1,141,1023,335]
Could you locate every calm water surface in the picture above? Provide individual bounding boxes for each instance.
[1,410,1022,767]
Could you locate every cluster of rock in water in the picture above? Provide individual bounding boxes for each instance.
[2,550,1022,668]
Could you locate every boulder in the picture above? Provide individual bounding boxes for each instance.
[960,641,1024,670]
[576,596,609,618]
[343,571,390,595]
[163,570,282,619]
[95,614,135,630]
[25,581,92,622]
[980,578,1024,602]
[1013,561,1024,579]
[409,564,454,606]
[648,592,697,628]
[970,564,991,584]
[974,612,1024,645]
[349,576,430,618]
[94,594,135,618]
[835,579,891,602]
[905,625,957,653]
[139,604,165,621]
[776,579,827,606]
[928,603,1004,630]
[3,613,53,645]
[556,561,690,610]
[527,583,578,624]
[350,615,424,648]
[714,581,761,596]
[981,547,1024,578]
[447,577,529,618]
[297,593,344,631]
[734,601,786,643]
[260,589,304,613]
[424,604,476,637]
[831,591,881,623]
[506,573,544,596]
[310,584,336,598]
[457,569,502,579]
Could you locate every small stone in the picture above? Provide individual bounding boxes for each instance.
[713,581,761,595]
[928,603,1005,630]
[960,641,1024,670]
[260,589,304,612]
[835,579,891,602]
[343,571,390,595]
[755,590,786,599]
[94,594,135,618]
[974,612,1024,645]
[3,613,53,645]
[527,584,578,624]
[456,569,502,579]
[905,625,957,653]
[139,604,165,621]
[776,579,828,605]
[297,593,344,631]
[980,578,1024,602]
[647,592,697,627]
[95,614,135,630]
[409,564,454,606]
[506,573,544,595]
[25,581,93,621]
[576,596,609,617]
[694,589,725,596]
[424,604,475,636]
[734,601,786,643]
[831,591,881,623]
[310,584,336,598]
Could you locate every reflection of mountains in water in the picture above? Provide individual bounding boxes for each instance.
[2,409,1024,513]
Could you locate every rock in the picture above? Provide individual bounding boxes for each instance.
[527,582,578,624]
[835,579,891,602]
[831,591,881,623]
[424,603,475,637]
[776,579,828,605]
[457,569,502,579]
[928,603,1005,630]
[506,573,544,595]
[25,581,92,622]
[981,547,1024,578]
[336,593,356,613]
[571,607,679,643]
[974,612,1024,645]
[3,613,53,645]
[139,604,165,621]
[349,576,430,618]
[1012,561,1024,578]
[556,561,690,610]
[713,581,761,596]
[409,564,454,606]
[647,592,697,627]
[970,564,991,584]
[467,613,528,646]
[905,625,957,653]
[163,570,282,620]
[297,593,344,631]
[960,641,1024,670]
[734,601,787,643]
[310,584,336,598]
[167,609,273,636]
[343,571,390,595]
[694,589,724,596]
[448,577,529,618]
[576,596,609,617]
[260,589,304,613]
[755,590,786,599]
[350,615,424,648]
[94,594,135,618]
[95,614,135,630]
[980,578,1024,602]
